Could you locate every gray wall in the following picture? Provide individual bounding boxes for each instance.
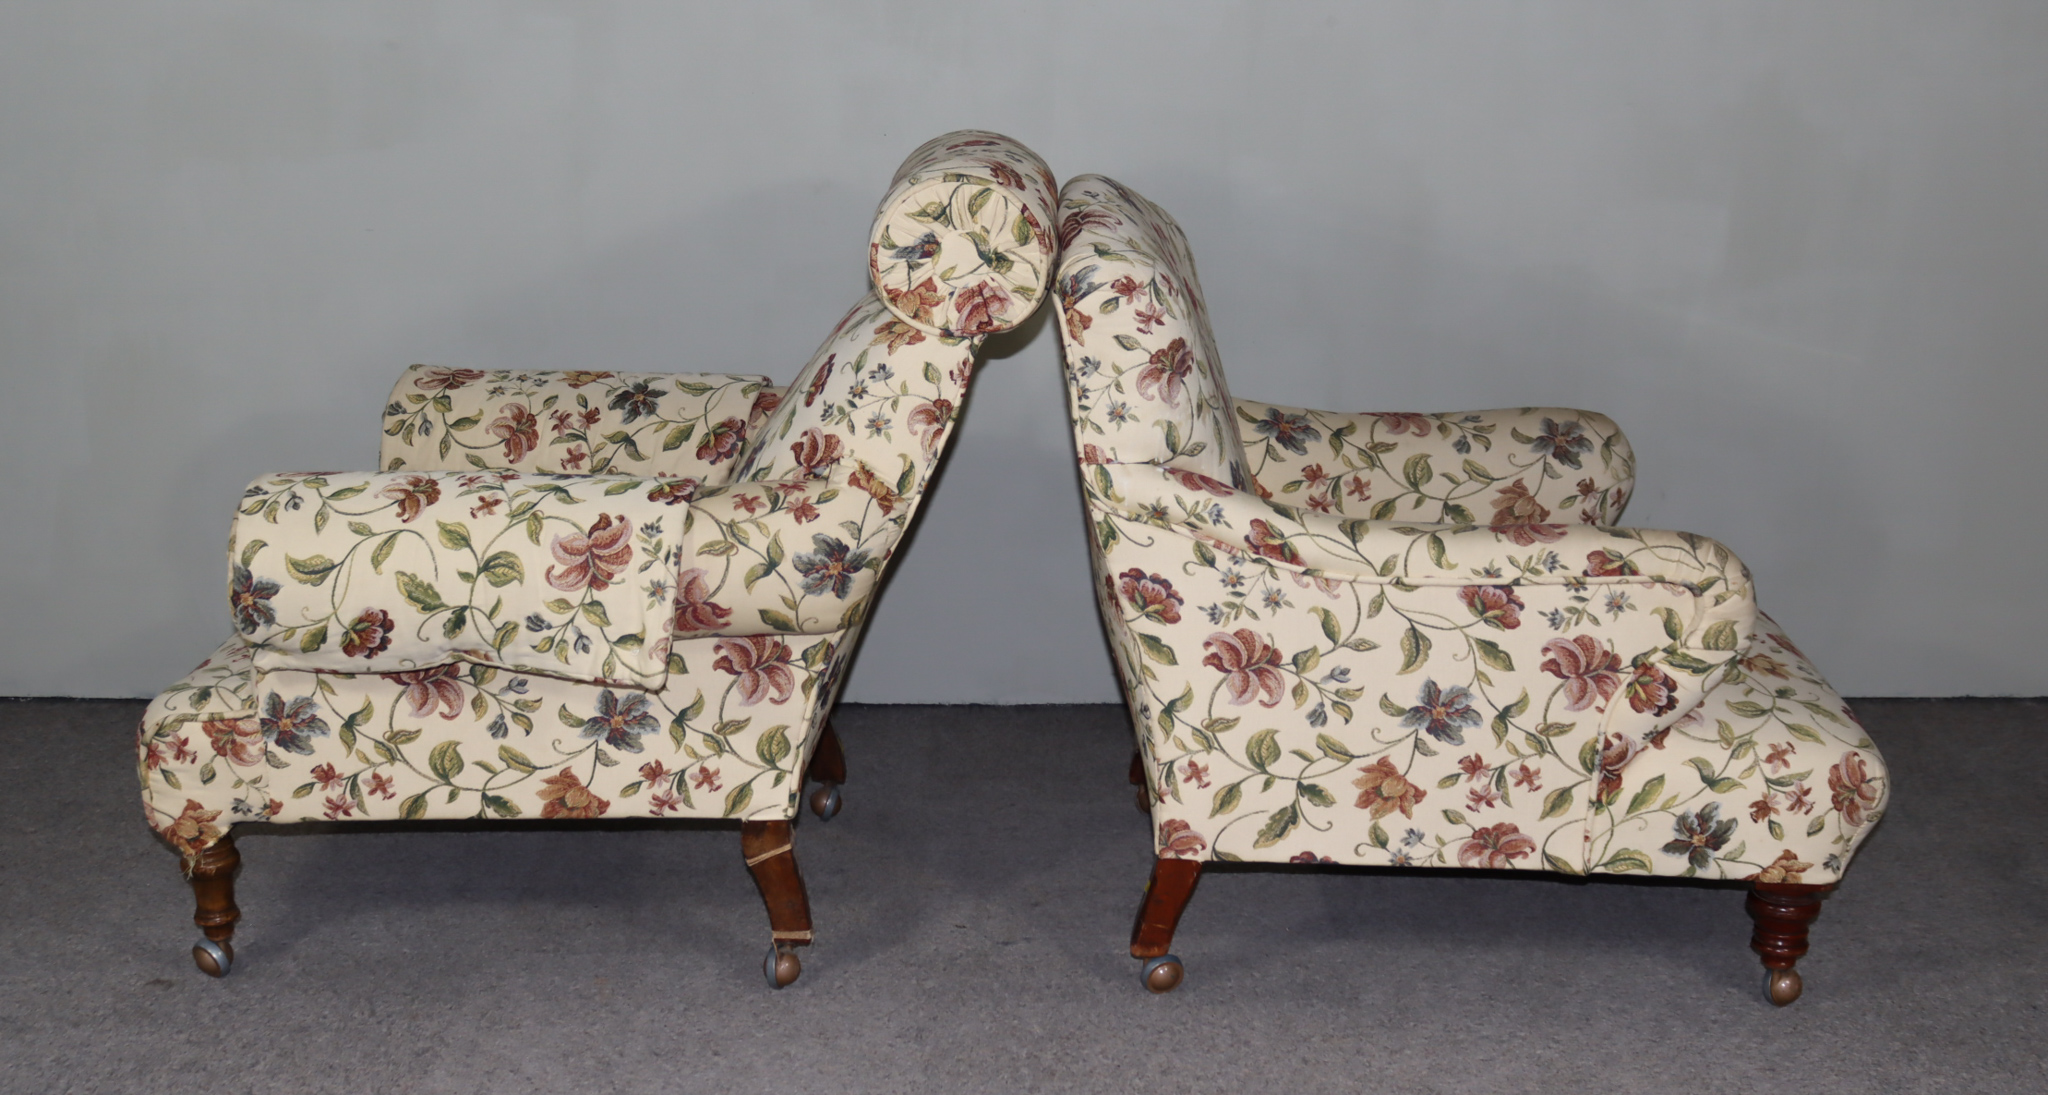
[4,2,2044,701]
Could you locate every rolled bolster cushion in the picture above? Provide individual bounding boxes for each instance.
[869,130,1058,338]
[232,470,689,688]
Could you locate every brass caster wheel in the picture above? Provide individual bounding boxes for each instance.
[1765,968,1803,1006]
[764,944,803,989]
[809,784,842,822]
[192,938,234,978]
[1140,955,1184,994]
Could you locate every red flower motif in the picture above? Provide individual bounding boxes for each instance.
[712,635,795,706]
[559,370,614,388]
[695,417,747,466]
[1201,629,1285,707]
[907,398,954,458]
[379,475,442,523]
[1181,761,1210,788]
[1511,763,1542,791]
[671,568,732,634]
[1829,751,1880,827]
[748,389,782,426]
[1370,413,1432,437]
[1594,733,1644,804]
[380,664,466,720]
[1467,785,1502,811]
[1459,754,1491,782]
[1763,743,1797,771]
[803,355,835,408]
[1585,549,1639,577]
[310,763,345,790]
[366,772,396,799]
[1117,569,1184,625]
[1063,303,1092,346]
[158,799,224,859]
[341,608,395,659]
[1134,337,1194,407]
[788,428,845,479]
[1246,519,1304,566]
[322,794,355,820]
[953,281,1013,335]
[1489,480,1566,547]
[1458,823,1537,868]
[545,513,633,592]
[204,717,264,766]
[415,367,485,391]
[788,499,820,524]
[1157,818,1207,858]
[884,278,944,329]
[1110,275,1143,299]
[1624,663,1680,716]
[1346,476,1372,501]
[691,766,722,792]
[1352,757,1426,820]
[1540,635,1625,711]
[539,767,609,819]
[488,403,540,463]
[1166,468,1234,496]
[1459,585,1524,630]
[646,478,702,505]
[872,319,926,352]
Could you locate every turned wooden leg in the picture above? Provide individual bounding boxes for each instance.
[187,834,241,977]
[805,720,846,821]
[1747,882,1834,1006]
[741,820,813,988]
[1130,857,1202,993]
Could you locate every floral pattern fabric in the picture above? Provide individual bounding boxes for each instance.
[1233,400,1635,526]
[1055,174,1254,492]
[232,470,690,688]
[1053,175,1887,884]
[142,131,1058,864]
[380,365,777,479]
[870,131,1058,338]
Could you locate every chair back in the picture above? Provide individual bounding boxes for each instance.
[1053,175,1254,491]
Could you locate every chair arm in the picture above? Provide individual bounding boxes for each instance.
[1089,460,1754,648]
[379,365,780,481]
[1232,400,1637,526]
[232,470,692,689]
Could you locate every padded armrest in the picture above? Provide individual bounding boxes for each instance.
[380,366,779,481]
[1089,460,1754,646]
[1232,400,1636,527]
[232,470,691,688]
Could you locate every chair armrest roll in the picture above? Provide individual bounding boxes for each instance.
[1232,400,1636,527]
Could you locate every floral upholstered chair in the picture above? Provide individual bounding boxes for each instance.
[1052,175,1887,1004]
[138,131,1057,988]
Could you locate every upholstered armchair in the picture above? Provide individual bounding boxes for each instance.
[138,131,1057,987]
[1052,175,1887,1004]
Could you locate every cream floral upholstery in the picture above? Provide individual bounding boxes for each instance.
[139,131,1056,985]
[1054,174,1887,1002]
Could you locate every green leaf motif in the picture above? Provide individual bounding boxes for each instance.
[758,608,797,632]
[1210,782,1243,818]
[396,571,445,613]
[1136,633,1178,666]
[723,782,754,818]
[1245,729,1281,771]
[1539,785,1575,820]
[299,625,327,653]
[1315,733,1355,760]
[1626,775,1666,817]
[1601,849,1653,874]
[285,553,340,586]
[437,520,471,550]
[757,726,791,768]
[428,741,465,782]
[398,792,429,821]
[1472,637,1514,672]
[1702,619,1740,651]
[1252,804,1299,849]
[1397,625,1431,675]
[370,533,400,573]
[479,551,525,587]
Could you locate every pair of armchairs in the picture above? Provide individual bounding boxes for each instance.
[138,132,1887,1005]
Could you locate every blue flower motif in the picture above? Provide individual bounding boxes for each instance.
[1401,681,1483,746]
[793,535,872,599]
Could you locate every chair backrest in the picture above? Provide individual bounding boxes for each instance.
[1052,175,1254,491]
[733,132,1056,497]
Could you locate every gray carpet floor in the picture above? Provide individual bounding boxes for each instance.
[0,698,2042,1094]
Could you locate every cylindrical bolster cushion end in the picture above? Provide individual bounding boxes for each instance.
[868,130,1057,338]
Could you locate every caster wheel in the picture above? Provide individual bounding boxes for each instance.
[192,938,234,978]
[1765,968,1803,1006]
[1140,955,1184,994]
[809,784,842,822]
[764,945,802,989]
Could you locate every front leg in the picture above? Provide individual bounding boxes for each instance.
[187,833,241,977]
[804,720,846,821]
[1746,883,1834,1005]
[1130,857,1202,993]
[741,820,813,988]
